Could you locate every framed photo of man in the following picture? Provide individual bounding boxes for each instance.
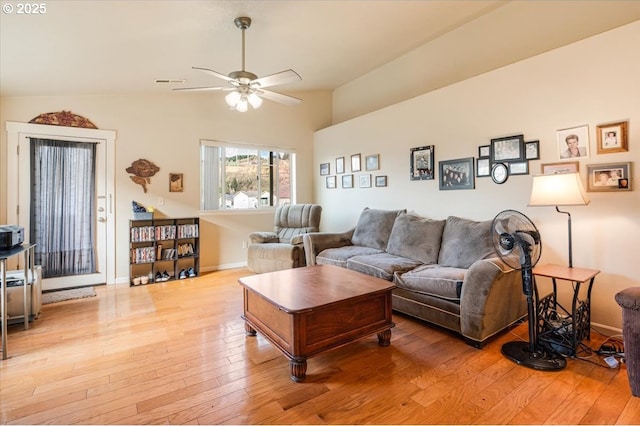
[557,125,589,159]
[596,120,628,154]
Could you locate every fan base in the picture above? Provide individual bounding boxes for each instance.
[502,341,566,371]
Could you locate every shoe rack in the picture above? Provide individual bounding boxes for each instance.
[129,217,200,286]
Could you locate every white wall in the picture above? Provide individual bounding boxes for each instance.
[1,90,332,282]
[315,21,640,332]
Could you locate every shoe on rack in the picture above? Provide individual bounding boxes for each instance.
[161,270,170,281]
[178,269,187,279]
[155,272,163,282]
[187,267,196,278]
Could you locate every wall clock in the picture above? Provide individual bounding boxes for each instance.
[491,163,509,184]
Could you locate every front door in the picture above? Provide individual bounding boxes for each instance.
[6,122,115,290]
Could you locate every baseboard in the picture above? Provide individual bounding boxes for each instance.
[591,321,622,337]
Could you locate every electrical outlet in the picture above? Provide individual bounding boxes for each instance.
[242,241,247,249]
[157,197,164,206]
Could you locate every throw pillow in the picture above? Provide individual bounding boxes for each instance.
[351,208,405,250]
[438,216,494,268]
[386,213,445,264]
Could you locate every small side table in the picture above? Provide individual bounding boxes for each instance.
[1,243,36,360]
[533,264,600,357]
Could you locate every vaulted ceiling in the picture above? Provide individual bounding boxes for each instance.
[1,1,639,98]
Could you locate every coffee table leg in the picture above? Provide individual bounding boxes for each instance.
[290,357,307,382]
[377,329,391,346]
[244,322,257,336]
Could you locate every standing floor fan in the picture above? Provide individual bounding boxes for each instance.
[492,210,566,371]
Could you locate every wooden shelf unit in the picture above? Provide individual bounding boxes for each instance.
[129,217,199,286]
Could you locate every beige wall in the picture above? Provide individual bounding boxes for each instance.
[315,21,640,332]
[1,90,332,282]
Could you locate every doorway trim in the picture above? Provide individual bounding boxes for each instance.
[5,121,116,285]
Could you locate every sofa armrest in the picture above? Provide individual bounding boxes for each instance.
[302,229,355,266]
[459,257,526,344]
[249,231,279,244]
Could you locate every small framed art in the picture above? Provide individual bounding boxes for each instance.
[478,145,490,158]
[375,175,388,187]
[476,158,490,177]
[557,125,589,159]
[169,173,183,192]
[342,174,354,188]
[320,162,330,176]
[541,161,579,175]
[410,145,434,180]
[336,156,345,174]
[365,154,380,171]
[586,162,631,192]
[359,174,372,188]
[351,154,361,172]
[596,120,628,154]
[509,161,529,175]
[490,134,524,163]
[525,140,540,160]
[439,157,475,190]
[326,176,336,189]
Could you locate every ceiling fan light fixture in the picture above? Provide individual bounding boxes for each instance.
[235,96,249,112]
[248,92,263,109]
[225,90,241,107]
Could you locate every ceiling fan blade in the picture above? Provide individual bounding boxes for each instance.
[259,89,302,106]
[251,69,301,89]
[192,67,235,83]
[172,86,228,92]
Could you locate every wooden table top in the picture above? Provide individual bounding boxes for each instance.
[532,264,600,283]
[238,264,395,313]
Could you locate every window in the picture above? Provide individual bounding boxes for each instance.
[201,141,295,210]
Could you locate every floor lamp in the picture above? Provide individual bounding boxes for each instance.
[528,172,590,268]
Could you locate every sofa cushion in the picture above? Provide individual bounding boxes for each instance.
[351,208,405,250]
[438,216,494,268]
[386,213,445,265]
[316,245,383,268]
[347,253,422,281]
[394,264,466,302]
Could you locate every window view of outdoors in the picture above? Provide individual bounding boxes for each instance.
[201,144,293,210]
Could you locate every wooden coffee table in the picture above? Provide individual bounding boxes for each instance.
[238,264,395,382]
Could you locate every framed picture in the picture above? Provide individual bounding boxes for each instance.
[410,145,434,180]
[557,125,589,159]
[476,158,490,177]
[509,161,529,175]
[478,145,490,158]
[320,162,330,176]
[439,157,475,190]
[596,120,628,154]
[490,134,524,162]
[375,175,388,187]
[326,176,336,189]
[586,162,631,192]
[342,174,354,189]
[541,161,579,175]
[525,140,540,160]
[336,157,345,174]
[359,174,372,188]
[365,154,380,171]
[351,154,361,172]
[169,173,183,192]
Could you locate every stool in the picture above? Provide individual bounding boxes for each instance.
[615,286,640,397]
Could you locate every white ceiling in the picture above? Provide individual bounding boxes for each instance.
[1,1,639,98]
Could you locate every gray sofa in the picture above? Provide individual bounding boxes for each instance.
[303,208,527,347]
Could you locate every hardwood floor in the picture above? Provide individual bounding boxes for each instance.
[1,268,638,425]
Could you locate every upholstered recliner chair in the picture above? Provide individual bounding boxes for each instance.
[247,204,322,273]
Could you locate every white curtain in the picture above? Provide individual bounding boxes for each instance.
[30,138,97,278]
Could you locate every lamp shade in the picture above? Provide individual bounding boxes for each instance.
[529,172,590,206]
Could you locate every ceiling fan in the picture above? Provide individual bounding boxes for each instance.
[173,16,302,112]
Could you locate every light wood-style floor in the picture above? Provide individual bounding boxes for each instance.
[1,268,638,425]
